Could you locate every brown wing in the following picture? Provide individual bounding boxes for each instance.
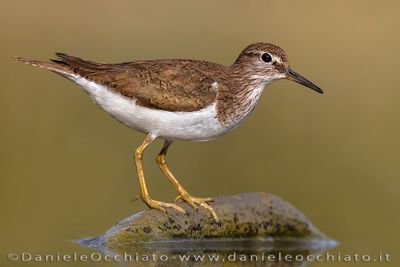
[52,53,219,112]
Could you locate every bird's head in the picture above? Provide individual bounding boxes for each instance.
[232,42,323,94]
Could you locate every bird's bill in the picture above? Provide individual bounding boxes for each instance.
[286,68,323,94]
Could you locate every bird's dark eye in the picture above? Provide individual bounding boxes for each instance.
[261,53,272,63]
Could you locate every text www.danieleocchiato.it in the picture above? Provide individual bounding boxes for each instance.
[7,252,391,263]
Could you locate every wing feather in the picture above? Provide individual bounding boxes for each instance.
[52,54,219,112]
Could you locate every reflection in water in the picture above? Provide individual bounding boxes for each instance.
[77,237,337,266]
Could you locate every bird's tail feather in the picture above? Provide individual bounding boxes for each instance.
[53,52,103,68]
[15,52,107,78]
[15,56,75,76]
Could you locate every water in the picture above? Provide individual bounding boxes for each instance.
[77,236,337,266]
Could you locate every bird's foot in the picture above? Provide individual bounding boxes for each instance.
[174,195,213,203]
[175,193,219,222]
[144,198,186,214]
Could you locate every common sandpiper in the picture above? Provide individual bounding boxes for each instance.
[17,42,323,221]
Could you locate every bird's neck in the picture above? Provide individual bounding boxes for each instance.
[215,68,269,129]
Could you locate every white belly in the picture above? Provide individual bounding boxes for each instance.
[68,75,226,141]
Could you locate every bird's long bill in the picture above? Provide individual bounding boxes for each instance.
[286,68,323,94]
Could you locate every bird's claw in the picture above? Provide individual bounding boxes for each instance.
[145,199,186,214]
[174,195,213,203]
[174,194,219,222]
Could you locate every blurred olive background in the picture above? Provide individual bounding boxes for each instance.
[1,0,399,266]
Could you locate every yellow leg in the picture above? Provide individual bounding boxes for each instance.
[134,134,185,213]
[156,140,219,221]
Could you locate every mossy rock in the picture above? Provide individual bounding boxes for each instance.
[78,192,336,254]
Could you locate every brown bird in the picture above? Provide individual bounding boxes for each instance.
[16,42,323,221]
